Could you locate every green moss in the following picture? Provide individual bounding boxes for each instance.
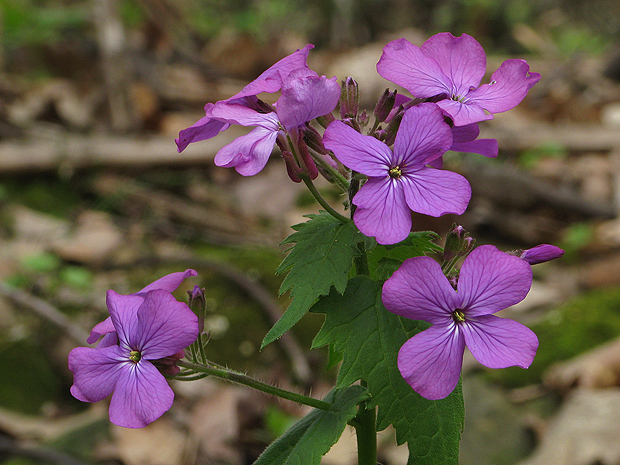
[486,286,620,387]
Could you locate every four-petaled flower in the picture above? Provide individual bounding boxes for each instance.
[323,102,471,244]
[208,69,340,176]
[175,44,314,152]
[382,245,538,400]
[376,33,540,126]
[69,289,199,428]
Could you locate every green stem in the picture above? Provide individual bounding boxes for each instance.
[311,150,350,192]
[301,175,350,223]
[354,381,377,465]
[177,360,332,411]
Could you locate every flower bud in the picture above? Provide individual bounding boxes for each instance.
[303,125,328,155]
[188,285,206,333]
[518,244,565,265]
[358,110,369,127]
[153,350,185,377]
[384,106,404,146]
[443,224,474,262]
[297,137,319,180]
[374,89,397,123]
[282,150,303,183]
[340,77,359,119]
[316,112,335,129]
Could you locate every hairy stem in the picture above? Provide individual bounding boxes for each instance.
[177,360,332,411]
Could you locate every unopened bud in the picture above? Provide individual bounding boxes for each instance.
[518,244,565,265]
[297,137,319,180]
[374,89,397,123]
[188,285,206,333]
[384,106,404,146]
[153,350,185,377]
[358,110,369,127]
[340,77,359,119]
[443,224,474,263]
[303,125,328,155]
[316,112,335,129]
[282,151,303,183]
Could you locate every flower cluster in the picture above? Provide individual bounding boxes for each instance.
[177,32,538,246]
[68,271,199,428]
[172,33,553,401]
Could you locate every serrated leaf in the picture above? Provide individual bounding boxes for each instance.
[262,212,368,348]
[311,277,463,465]
[253,385,369,465]
[367,231,442,281]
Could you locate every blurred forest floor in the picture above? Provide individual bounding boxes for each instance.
[2,1,620,465]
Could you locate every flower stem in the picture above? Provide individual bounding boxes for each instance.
[354,381,377,465]
[300,175,350,223]
[177,360,332,411]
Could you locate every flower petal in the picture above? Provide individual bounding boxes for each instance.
[136,269,197,295]
[377,38,452,98]
[462,315,538,369]
[457,245,532,317]
[398,323,465,400]
[352,177,412,244]
[214,125,279,176]
[394,103,452,167]
[401,168,471,217]
[421,33,487,95]
[277,72,340,130]
[451,123,479,143]
[229,45,314,99]
[108,361,174,428]
[87,317,115,344]
[106,290,145,349]
[323,120,392,176]
[175,104,230,152]
[466,59,541,114]
[436,99,492,127]
[209,103,280,129]
[134,289,199,361]
[382,256,457,324]
[450,138,498,158]
[68,345,126,402]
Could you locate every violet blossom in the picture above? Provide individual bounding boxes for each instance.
[382,245,538,400]
[207,69,340,176]
[176,44,314,152]
[323,102,471,245]
[69,289,199,428]
[87,269,197,346]
[376,33,540,126]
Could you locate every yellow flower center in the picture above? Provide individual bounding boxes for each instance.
[389,166,402,179]
[129,350,141,363]
[452,309,466,323]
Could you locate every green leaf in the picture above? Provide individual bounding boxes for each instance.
[311,277,463,465]
[367,231,442,281]
[262,212,368,348]
[253,385,369,465]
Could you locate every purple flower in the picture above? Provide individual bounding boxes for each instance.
[520,244,564,265]
[208,70,340,176]
[376,33,540,126]
[176,44,314,152]
[87,269,197,346]
[382,245,538,400]
[323,102,471,245]
[69,289,199,428]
